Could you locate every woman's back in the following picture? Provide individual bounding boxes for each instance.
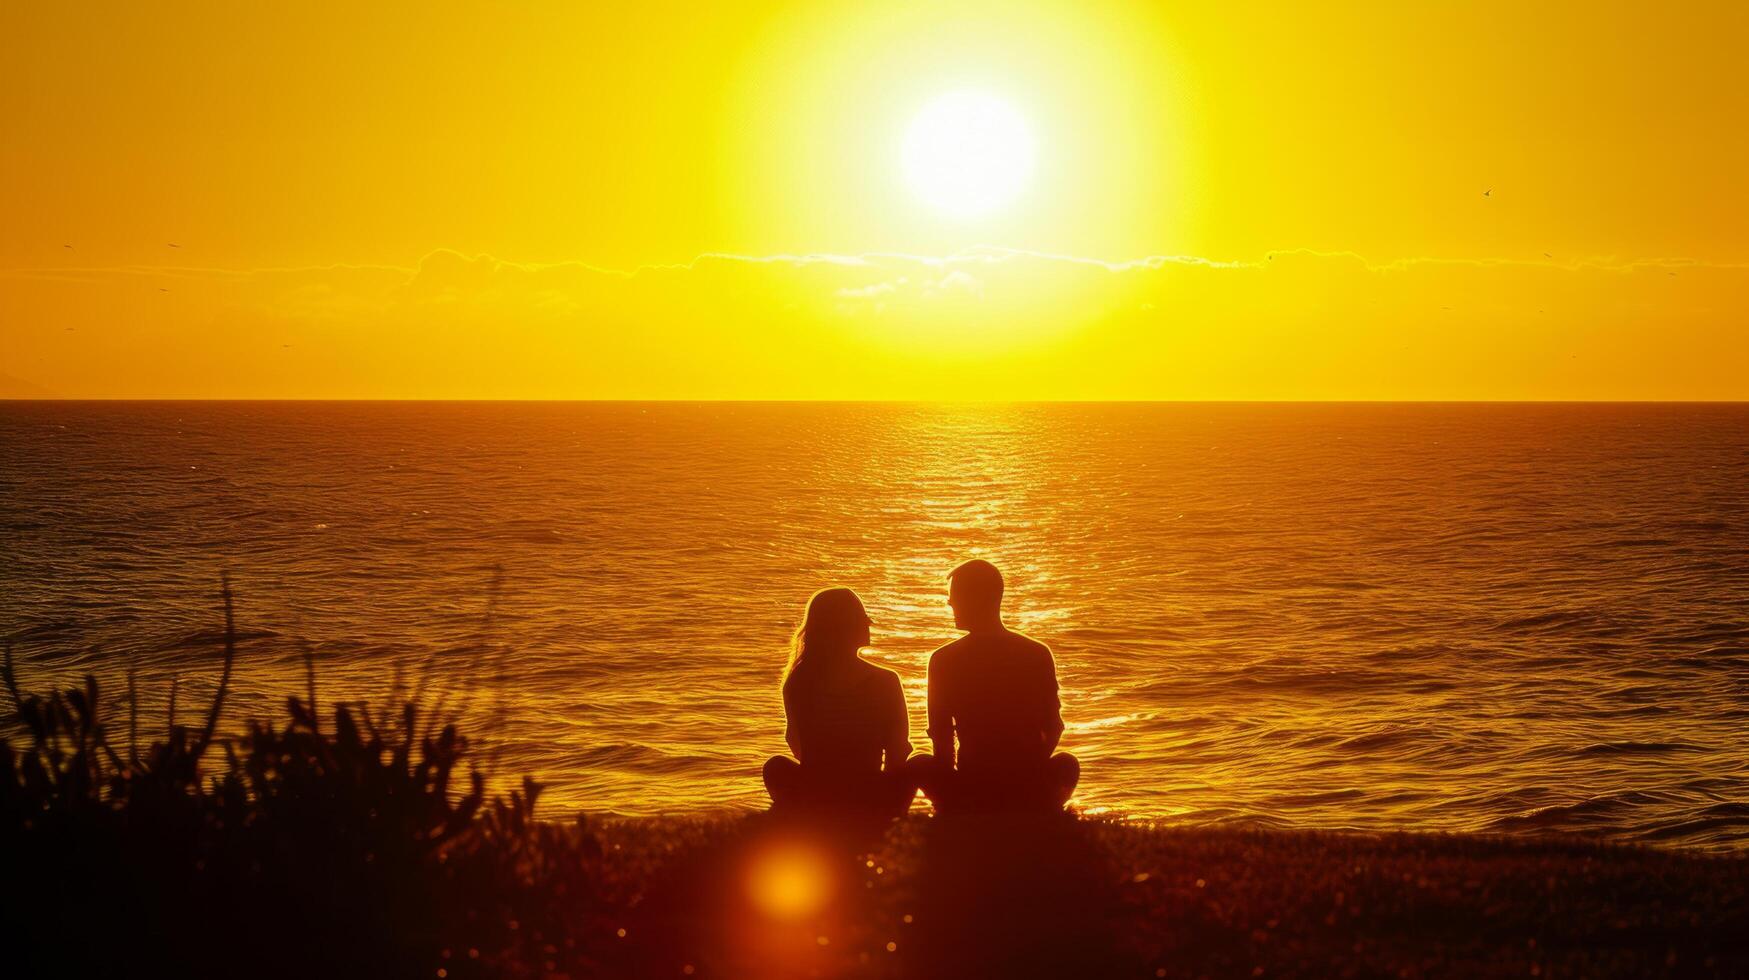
[783,659,908,773]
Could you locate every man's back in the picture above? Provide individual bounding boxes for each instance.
[927,627,1062,772]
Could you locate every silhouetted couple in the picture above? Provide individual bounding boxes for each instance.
[763,560,1079,824]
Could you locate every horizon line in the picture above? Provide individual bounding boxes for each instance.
[4,397,1747,406]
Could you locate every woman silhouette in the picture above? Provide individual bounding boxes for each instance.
[763,588,916,821]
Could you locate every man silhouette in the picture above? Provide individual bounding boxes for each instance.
[913,559,1079,813]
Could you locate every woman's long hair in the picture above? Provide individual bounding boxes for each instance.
[786,587,869,680]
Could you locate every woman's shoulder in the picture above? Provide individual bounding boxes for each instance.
[855,658,904,688]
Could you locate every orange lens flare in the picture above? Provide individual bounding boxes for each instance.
[745,839,835,921]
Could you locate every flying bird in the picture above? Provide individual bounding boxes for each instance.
[1543,252,1553,258]
[63,244,72,249]
[167,243,181,248]
[1483,189,1491,197]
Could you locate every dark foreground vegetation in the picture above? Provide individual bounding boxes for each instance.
[4,591,1746,978]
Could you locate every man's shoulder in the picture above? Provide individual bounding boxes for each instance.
[927,634,974,667]
[1001,628,1053,658]
[933,629,1052,662]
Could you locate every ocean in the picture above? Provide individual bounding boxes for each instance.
[2,402,1746,848]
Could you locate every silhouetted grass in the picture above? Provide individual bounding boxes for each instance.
[4,587,1747,978]
[0,581,605,979]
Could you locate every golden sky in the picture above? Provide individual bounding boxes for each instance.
[2,1,1745,398]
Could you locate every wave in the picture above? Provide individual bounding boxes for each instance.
[572,742,732,776]
[163,627,280,649]
[1492,610,1598,632]
[488,526,567,545]
[1578,740,1708,756]
[6,620,82,642]
[1334,728,1436,753]
[1629,803,1749,846]
[1487,796,1642,832]
[1263,788,1367,808]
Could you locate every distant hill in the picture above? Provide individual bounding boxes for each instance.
[0,372,59,399]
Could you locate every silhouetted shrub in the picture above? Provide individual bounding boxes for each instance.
[0,584,607,979]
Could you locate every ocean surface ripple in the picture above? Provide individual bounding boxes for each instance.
[2,402,1747,849]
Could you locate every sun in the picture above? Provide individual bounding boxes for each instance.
[901,91,1037,220]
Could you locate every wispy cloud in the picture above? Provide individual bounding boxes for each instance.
[7,244,1740,287]
[3,247,1745,399]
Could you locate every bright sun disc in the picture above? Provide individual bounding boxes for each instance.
[901,91,1036,219]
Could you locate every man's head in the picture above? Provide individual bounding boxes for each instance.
[948,559,1004,631]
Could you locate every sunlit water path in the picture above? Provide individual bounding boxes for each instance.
[3,403,1747,848]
